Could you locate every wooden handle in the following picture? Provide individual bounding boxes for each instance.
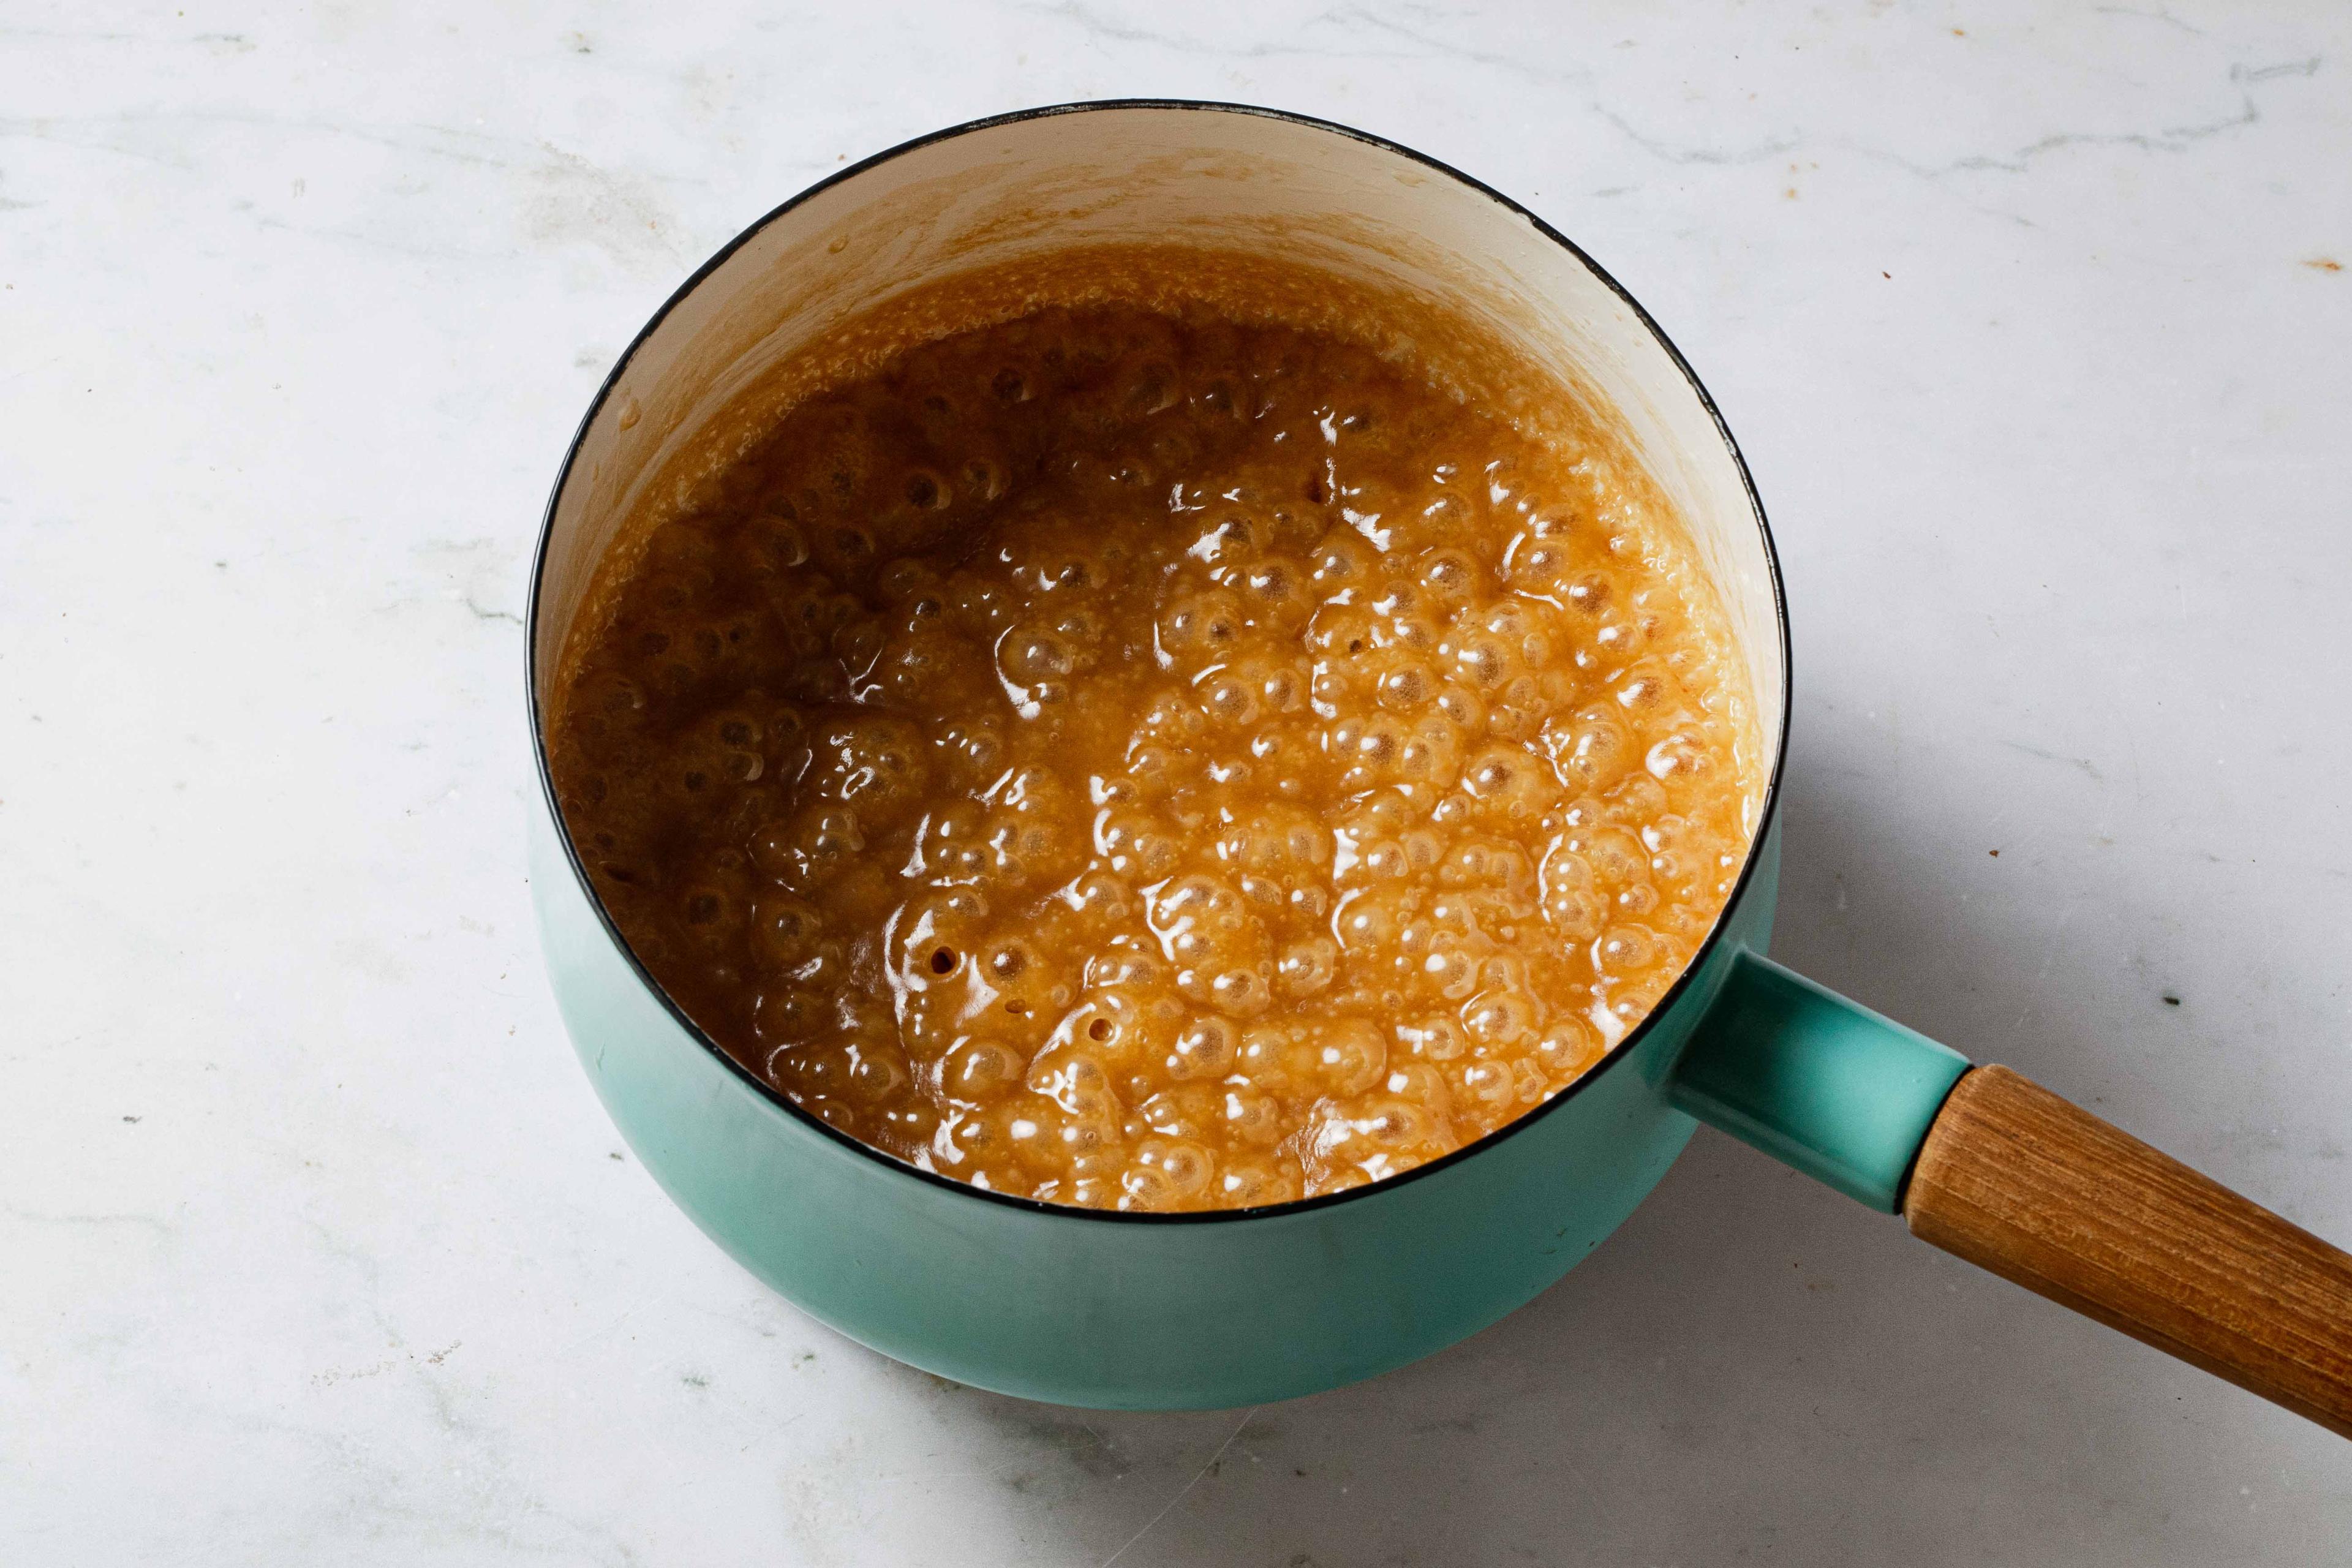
[1904,1065,2352,1438]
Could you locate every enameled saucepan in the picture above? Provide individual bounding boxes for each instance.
[526,101,2352,1427]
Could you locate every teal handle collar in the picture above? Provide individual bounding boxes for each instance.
[1667,950,1972,1212]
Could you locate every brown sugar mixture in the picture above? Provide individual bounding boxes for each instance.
[550,300,1759,1211]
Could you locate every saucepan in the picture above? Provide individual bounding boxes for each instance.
[526,101,2352,1427]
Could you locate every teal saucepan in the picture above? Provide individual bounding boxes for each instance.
[526,101,2352,1428]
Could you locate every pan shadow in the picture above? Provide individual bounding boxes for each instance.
[864,755,2347,1566]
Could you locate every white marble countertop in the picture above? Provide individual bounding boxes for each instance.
[6,3,2349,1562]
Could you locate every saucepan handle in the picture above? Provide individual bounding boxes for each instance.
[1670,951,2352,1438]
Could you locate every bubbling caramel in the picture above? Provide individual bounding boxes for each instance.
[551,300,1758,1211]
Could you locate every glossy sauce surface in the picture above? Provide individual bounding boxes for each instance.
[551,303,1757,1210]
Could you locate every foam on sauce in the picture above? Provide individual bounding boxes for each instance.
[550,292,1759,1211]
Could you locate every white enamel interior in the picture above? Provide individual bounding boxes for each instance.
[533,105,1784,786]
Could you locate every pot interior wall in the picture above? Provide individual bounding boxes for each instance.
[534,102,1783,839]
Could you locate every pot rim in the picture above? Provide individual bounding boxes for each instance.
[526,97,1793,1227]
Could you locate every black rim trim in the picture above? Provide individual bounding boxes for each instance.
[526,97,1793,1227]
